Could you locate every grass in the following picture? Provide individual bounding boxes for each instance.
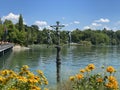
[49,81,73,90]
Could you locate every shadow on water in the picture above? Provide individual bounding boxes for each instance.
[0,49,13,69]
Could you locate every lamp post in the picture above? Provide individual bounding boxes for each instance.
[50,21,64,83]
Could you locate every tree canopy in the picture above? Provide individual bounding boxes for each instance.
[0,14,120,46]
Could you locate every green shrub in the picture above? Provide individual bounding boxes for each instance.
[0,65,49,90]
[70,64,119,90]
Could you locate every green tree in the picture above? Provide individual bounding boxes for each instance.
[0,24,4,41]
[16,31,26,45]
[0,18,2,25]
[18,14,24,31]
[72,29,83,43]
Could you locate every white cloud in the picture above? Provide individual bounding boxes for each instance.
[83,18,111,30]
[62,21,80,28]
[2,13,19,24]
[34,21,47,26]
[34,21,48,30]
[45,25,52,30]
[83,26,91,29]
[63,24,69,27]
[74,21,80,24]
[83,22,102,30]
[92,23,102,26]
[95,18,110,23]
[1,12,27,24]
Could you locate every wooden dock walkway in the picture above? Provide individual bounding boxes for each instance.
[0,43,14,56]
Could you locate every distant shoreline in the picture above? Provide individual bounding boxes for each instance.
[13,45,29,52]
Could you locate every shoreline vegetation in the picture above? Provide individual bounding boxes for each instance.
[1,14,120,47]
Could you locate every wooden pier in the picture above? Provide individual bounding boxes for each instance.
[0,43,14,56]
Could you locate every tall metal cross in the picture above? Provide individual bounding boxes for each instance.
[50,21,64,31]
[50,21,64,45]
[50,21,64,83]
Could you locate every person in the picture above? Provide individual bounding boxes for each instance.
[47,31,52,48]
[68,31,71,44]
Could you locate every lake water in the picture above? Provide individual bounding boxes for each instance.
[0,45,120,87]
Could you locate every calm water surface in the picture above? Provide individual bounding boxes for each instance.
[0,45,120,86]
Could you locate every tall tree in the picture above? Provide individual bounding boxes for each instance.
[0,18,2,24]
[18,14,24,31]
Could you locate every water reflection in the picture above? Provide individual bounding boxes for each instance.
[0,50,13,69]
[0,45,120,86]
[56,62,61,83]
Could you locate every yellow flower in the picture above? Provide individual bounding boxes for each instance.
[21,65,29,72]
[97,78,103,83]
[87,64,95,70]
[106,81,119,89]
[44,88,49,90]
[106,76,119,89]
[1,70,9,76]
[0,76,4,83]
[85,66,91,72]
[23,65,29,69]
[112,81,119,89]
[69,76,75,81]
[106,66,115,73]
[80,69,85,73]
[108,76,116,83]
[17,76,27,83]
[105,82,113,88]
[34,76,40,81]
[37,70,44,75]
[44,80,48,85]
[28,77,38,84]
[76,74,83,80]
[27,71,35,78]
[28,74,41,84]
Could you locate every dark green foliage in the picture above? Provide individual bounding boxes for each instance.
[0,18,2,25]
[18,14,24,31]
[1,15,120,46]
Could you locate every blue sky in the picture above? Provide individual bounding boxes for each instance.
[0,0,120,31]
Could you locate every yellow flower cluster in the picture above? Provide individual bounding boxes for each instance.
[69,73,84,81]
[97,78,103,83]
[69,63,95,81]
[70,64,119,90]
[106,66,115,73]
[105,76,119,89]
[69,64,95,81]
[0,65,49,90]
